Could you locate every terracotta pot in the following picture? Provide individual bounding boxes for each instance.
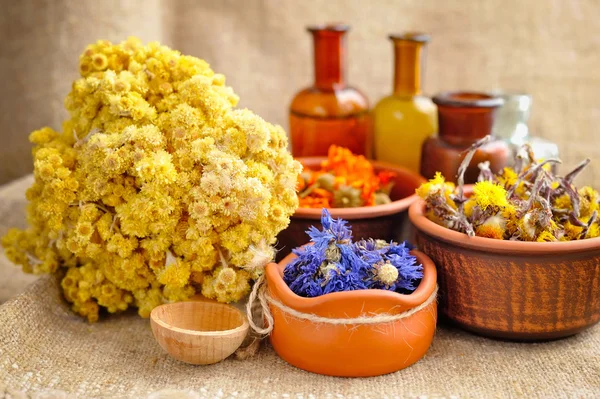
[265,249,438,377]
[409,199,600,340]
[277,157,426,261]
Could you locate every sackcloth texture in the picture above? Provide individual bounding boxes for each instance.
[1,178,599,399]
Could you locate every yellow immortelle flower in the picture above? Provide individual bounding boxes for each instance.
[2,38,301,322]
[157,253,191,289]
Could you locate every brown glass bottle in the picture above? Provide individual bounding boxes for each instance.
[420,92,510,184]
[290,25,370,157]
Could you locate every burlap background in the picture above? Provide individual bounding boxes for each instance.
[1,176,600,398]
[1,0,600,186]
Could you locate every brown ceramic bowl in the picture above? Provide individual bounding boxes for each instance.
[409,199,600,341]
[267,249,437,377]
[276,157,426,260]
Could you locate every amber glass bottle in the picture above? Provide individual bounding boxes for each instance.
[290,25,370,157]
[420,92,510,184]
[372,33,437,173]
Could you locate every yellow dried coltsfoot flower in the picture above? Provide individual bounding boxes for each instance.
[475,215,507,240]
[416,172,457,210]
[2,37,301,321]
[496,167,518,189]
[472,181,511,212]
[578,186,599,218]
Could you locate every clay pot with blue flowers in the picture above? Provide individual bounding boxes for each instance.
[260,209,438,377]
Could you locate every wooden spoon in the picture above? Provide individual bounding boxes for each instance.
[150,300,249,365]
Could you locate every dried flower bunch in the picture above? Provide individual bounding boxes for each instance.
[283,209,423,297]
[297,146,396,208]
[417,136,599,241]
[1,38,301,321]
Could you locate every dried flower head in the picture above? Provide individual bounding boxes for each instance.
[375,262,399,286]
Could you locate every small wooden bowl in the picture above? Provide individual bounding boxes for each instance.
[150,301,249,365]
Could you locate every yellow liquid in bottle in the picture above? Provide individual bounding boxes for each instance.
[373,95,437,173]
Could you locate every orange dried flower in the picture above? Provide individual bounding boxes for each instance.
[297,146,395,208]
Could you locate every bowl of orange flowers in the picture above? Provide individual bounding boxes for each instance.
[277,146,425,259]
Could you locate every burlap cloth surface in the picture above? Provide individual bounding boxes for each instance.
[1,177,599,399]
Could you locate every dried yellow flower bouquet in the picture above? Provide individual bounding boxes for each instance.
[1,38,301,322]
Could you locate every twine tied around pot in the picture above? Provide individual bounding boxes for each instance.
[245,273,439,336]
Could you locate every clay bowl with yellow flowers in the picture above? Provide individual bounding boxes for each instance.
[277,155,425,261]
[409,180,600,341]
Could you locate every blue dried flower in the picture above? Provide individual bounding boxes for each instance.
[306,209,352,252]
[322,265,368,295]
[355,239,423,293]
[284,245,324,288]
[283,209,423,298]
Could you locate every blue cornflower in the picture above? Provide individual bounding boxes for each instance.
[283,209,423,298]
[288,274,325,298]
[385,244,423,292]
[283,244,325,292]
[322,266,368,295]
[339,243,370,278]
[357,238,378,252]
[306,209,352,252]
[355,239,423,293]
[353,241,383,266]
